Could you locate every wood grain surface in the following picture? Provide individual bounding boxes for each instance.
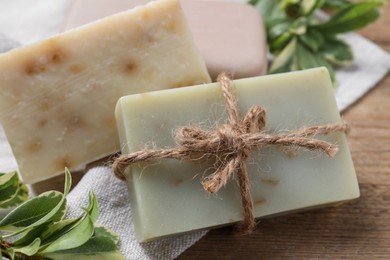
[178,3,390,259]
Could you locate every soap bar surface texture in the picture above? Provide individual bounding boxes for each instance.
[115,68,360,242]
[63,0,267,79]
[0,0,210,183]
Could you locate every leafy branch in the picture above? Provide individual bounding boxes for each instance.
[0,169,124,259]
[249,0,385,83]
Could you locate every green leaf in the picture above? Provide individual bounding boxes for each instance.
[64,168,72,196]
[299,28,324,52]
[41,236,125,260]
[93,225,120,245]
[319,36,353,65]
[39,218,81,246]
[296,42,335,81]
[0,172,29,210]
[12,223,49,246]
[269,37,298,73]
[270,32,293,54]
[6,247,14,260]
[315,2,382,34]
[0,172,20,207]
[322,0,351,10]
[40,214,95,253]
[0,182,19,206]
[0,172,18,188]
[0,191,66,233]
[0,181,29,209]
[268,21,291,40]
[0,172,18,191]
[289,16,308,35]
[13,237,41,256]
[86,191,98,223]
[13,218,81,247]
[301,0,325,15]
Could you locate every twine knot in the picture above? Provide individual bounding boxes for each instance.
[113,73,349,234]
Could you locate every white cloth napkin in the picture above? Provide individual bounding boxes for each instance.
[336,33,390,111]
[0,1,389,259]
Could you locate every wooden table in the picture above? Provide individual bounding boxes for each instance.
[179,4,390,259]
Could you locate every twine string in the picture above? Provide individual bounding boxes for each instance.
[112,73,349,233]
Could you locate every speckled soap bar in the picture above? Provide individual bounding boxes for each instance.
[115,68,360,242]
[0,0,210,183]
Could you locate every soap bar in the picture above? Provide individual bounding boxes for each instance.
[62,0,267,80]
[115,68,360,242]
[0,0,210,184]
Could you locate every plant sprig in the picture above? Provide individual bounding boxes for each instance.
[0,169,124,260]
[249,0,385,83]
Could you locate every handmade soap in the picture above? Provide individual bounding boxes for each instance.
[0,0,210,184]
[63,0,267,79]
[115,68,360,242]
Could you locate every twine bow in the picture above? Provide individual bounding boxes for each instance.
[113,73,349,233]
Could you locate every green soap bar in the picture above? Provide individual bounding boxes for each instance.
[115,68,359,242]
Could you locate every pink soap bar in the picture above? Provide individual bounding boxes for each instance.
[63,0,267,80]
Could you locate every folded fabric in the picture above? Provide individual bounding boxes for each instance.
[66,167,207,259]
[336,33,390,111]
